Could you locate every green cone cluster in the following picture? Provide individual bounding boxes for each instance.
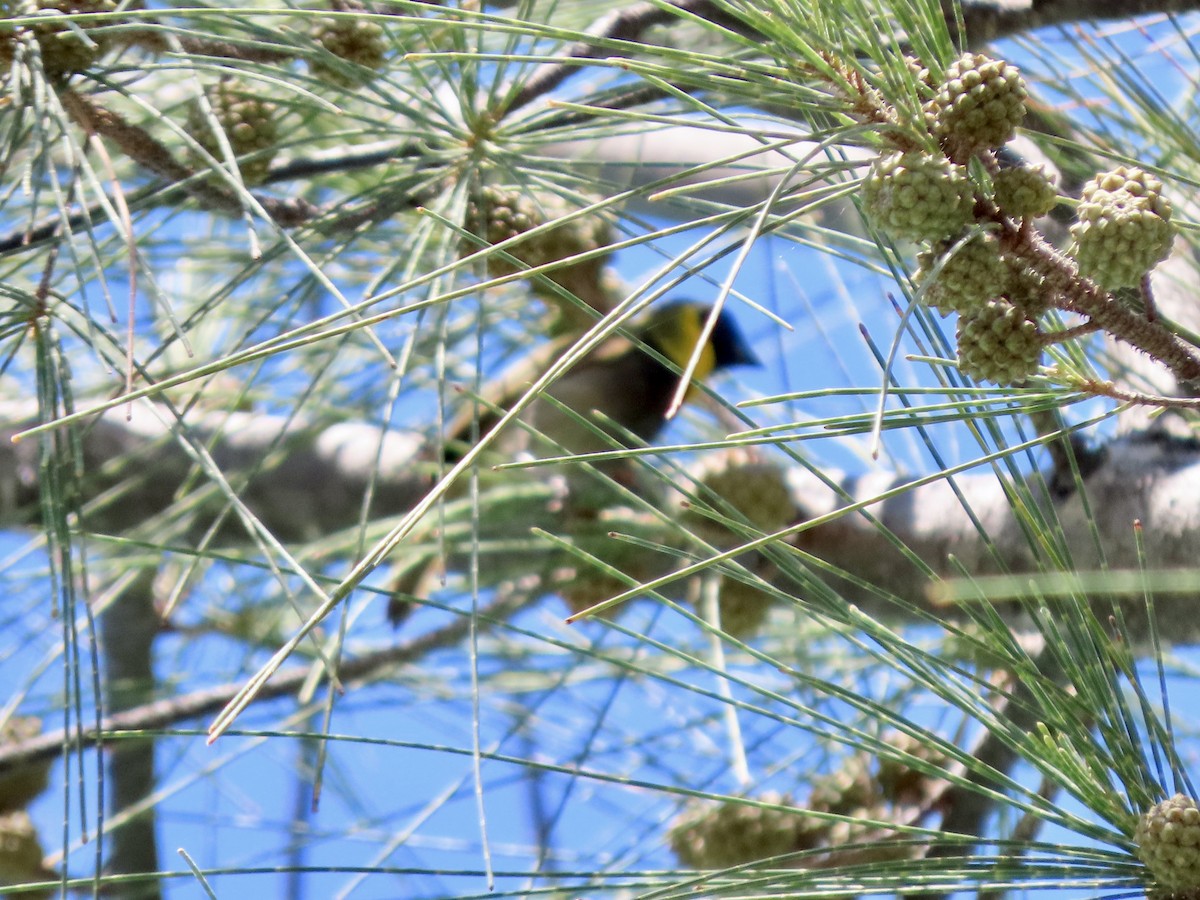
[916,234,1009,316]
[1003,257,1049,316]
[928,53,1027,162]
[186,78,279,185]
[1069,165,1175,290]
[993,163,1058,219]
[469,187,546,274]
[669,792,812,869]
[856,52,1179,387]
[955,298,1042,385]
[861,53,1043,386]
[0,0,117,79]
[464,187,614,321]
[858,51,1145,386]
[861,51,1182,387]
[309,13,387,86]
[558,570,629,621]
[685,451,796,545]
[468,187,611,274]
[680,452,797,638]
[670,742,950,871]
[707,579,775,638]
[862,151,974,243]
[556,527,658,622]
[1136,794,1200,894]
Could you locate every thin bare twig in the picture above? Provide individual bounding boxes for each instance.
[1040,321,1101,345]
[0,592,526,777]
[1074,378,1200,410]
[0,140,426,256]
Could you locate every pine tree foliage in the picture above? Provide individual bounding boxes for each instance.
[2,0,1200,897]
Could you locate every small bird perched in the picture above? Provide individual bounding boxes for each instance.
[443,300,759,463]
[387,300,758,626]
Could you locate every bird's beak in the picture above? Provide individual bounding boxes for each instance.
[707,308,761,370]
[729,339,761,368]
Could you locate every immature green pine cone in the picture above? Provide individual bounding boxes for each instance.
[0,0,118,79]
[557,534,659,622]
[1136,794,1200,893]
[467,187,613,279]
[669,792,813,869]
[915,233,1009,315]
[807,755,877,816]
[680,452,795,638]
[469,187,548,275]
[993,163,1058,219]
[1003,257,1051,317]
[186,79,279,185]
[956,298,1042,385]
[929,53,1027,161]
[712,580,774,638]
[684,450,797,546]
[1069,165,1174,290]
[903,55,938,100]
[863,151,974,243]
[309,14,387,86]
[472,186,541,263]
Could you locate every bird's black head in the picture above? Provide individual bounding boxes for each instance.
[642,300,760,377]
[707,306,760,370]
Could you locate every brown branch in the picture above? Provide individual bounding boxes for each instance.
[505,0,753,115]
[0,142,421,255]
[506,0,1200,122]
[176,35,295,64]
[951,0,1200,45]
[931,651,1053,849]
[1073,379,1200,410]
[124,28,296,64]
[995,211,1200,387]
[0,592,524,778]
[59,90,324,229]
[1041,321,1101,345]
[58,89,322,228]
[59,90,195,185]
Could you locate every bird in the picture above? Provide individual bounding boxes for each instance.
[442,299,760,463]
[386,300,759,626]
